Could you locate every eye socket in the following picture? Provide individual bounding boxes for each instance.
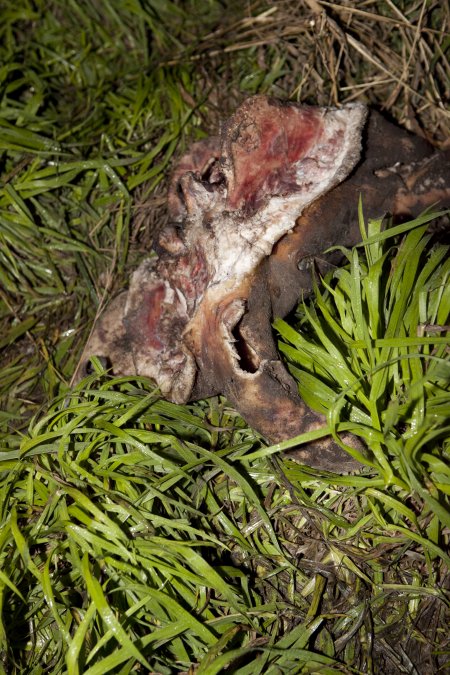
[201,158,224,185]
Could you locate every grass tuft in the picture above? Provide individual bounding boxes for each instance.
[276,208,450,491]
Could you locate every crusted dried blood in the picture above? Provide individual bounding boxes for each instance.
[227,108,322,212]
[144,285,166,350]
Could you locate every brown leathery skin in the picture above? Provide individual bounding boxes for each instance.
[267,112,449,320]
[184,259,367,472]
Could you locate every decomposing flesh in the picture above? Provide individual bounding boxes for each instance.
[80,96,450,470]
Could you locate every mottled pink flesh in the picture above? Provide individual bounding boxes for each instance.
[144,285,166,350]
[225,106,322,211]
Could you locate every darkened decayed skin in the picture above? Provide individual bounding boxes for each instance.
[80,97,450,471]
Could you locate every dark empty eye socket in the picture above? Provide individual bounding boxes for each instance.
[201,158,223,185]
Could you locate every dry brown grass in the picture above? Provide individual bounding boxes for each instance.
[165,0,449,145]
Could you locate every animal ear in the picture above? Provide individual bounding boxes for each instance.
[220,95,367,215]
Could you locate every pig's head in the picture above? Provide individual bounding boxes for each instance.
[79,96,367,410]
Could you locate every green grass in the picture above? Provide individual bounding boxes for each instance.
[1,213,449,673]
[1,1,449,673]
[276,208,450,489]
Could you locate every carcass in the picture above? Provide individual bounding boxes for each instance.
[79,96,449,470]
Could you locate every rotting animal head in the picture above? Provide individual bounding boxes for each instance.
[77,96,450,470]
[79,96,367,407]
